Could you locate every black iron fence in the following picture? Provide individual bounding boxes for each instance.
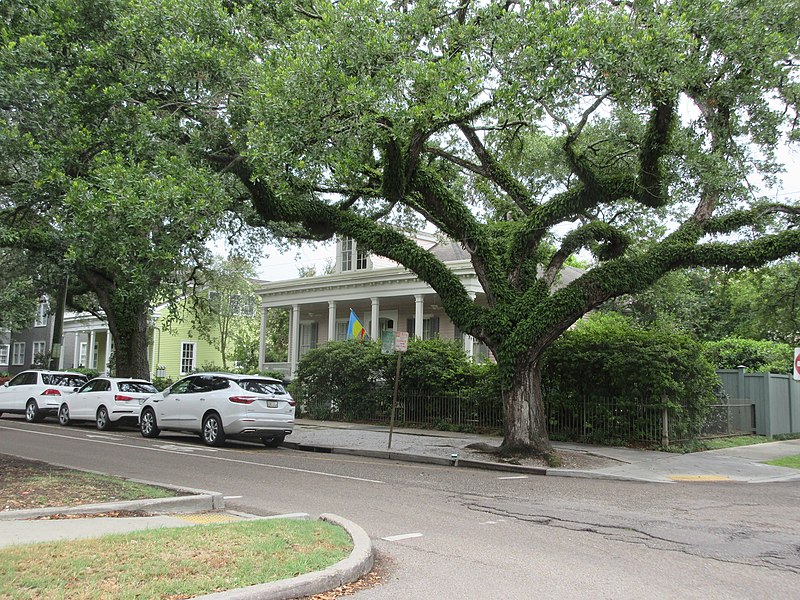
[298,389,755,445]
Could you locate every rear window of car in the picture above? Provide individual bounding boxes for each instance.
[42,374,88,387]
[239,379,286,395]
[118,382,157,394]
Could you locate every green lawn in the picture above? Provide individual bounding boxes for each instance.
[0,519,352,599]
[765,454,800,469]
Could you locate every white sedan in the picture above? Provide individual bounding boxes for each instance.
[58,377,157,430]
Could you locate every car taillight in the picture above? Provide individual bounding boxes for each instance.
[288,400,296,407]
[41,389,61,396]
[115,394,134,402]
[229,396,257,404]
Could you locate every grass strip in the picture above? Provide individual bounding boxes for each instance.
[0,518,352,599]
[765,454,800,469]
[1,466,177,510]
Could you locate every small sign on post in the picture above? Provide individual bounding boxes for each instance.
[794,348,800,381]
[381,331,396,355]
[388,332,410,449]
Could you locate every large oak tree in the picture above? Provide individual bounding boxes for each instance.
[215,0,800,456]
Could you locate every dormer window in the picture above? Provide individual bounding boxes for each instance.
[339,237,369,272]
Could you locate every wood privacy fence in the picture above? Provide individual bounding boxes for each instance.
[716,368,800,436]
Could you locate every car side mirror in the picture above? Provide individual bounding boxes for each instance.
[2,382,7,388]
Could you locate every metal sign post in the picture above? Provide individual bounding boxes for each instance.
[388,332,409,449]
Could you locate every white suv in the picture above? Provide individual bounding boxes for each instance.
[138,373,295,447]
[59,377,158,430]
[0,370,88,422]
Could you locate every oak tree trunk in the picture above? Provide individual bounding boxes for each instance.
[500,359,553,456]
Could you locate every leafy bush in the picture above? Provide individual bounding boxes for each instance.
[292,340,390,421]
[702,337,792,373]
[71,367,101,380]
[293,338,500,423]
[541,313,719,443]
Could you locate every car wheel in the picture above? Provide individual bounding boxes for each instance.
[58,404,71,426]
[202,413,226,447]
[261,434,285,448]
[96,406,113,430]
[25,400,44,423]
[140,408,160,438]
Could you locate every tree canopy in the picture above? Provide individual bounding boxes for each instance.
[0,0,267,377]
[213,0,800,455]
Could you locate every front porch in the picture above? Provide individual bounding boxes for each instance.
[256,262,486,378]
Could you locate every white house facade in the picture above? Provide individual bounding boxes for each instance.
[257,234,543,377]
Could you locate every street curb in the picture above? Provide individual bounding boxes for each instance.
[284,441,674,481]
[0,493,224,520]
[196,513,374,600]
[284,441,545,476]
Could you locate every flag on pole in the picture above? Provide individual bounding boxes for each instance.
[347,309,369,341]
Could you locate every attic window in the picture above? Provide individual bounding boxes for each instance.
[341,238,368,272]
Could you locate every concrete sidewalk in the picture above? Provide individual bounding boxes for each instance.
[288,418,800,484]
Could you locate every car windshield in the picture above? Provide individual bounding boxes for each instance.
[42,374,88,387]
[118,382,157,394]
[239,379,286,395]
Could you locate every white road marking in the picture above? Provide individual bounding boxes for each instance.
[479,520,506,525]
[0,424,384,484]
[85,434,123,440]
[382,532,423,542]
[223,495,243,499]
[154,443,218,453]
[497,475,529,480]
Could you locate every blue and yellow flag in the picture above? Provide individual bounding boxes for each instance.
[347,309,369,341]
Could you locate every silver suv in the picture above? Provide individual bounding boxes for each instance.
[139,373,295,447]
[0,370,88,422]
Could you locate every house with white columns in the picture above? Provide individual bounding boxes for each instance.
[257,233,584,378]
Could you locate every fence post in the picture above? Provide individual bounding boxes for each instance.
[661,407,669,447]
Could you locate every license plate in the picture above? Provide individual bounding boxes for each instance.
[267,400,278,408]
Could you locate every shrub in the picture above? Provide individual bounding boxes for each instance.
[293,338,499,423]
[541,313,719,443]
[702,337,792,373]
[71,367,101,380]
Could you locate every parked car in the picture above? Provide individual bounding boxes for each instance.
[138,372,295,447]
[58,377,157,430]
[0,370,88,422]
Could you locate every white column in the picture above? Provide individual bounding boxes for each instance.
[88,331,96,369]
[414,295,424,339]
[258,304,267,371]
[328,301,337,341]
[370,297,380,339]
[289,304,301,377]
[104,329,112,375]
[73,333,80,369]
[58,333,66,370]
[464,292,476,357]
[151,330,159,378]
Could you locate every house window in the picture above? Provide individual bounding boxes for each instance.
[180,342,197,374]
[340,238,369,272]
[79,342,88,367]
[335,320,349,341]
[407,317,440,340]
[12,342,26,366]
[341,238,353,271]
[356,248,368,270]
[299,322,318,356]
[0,344,8,365]
[34,302,48,327]
[32,341,46,363]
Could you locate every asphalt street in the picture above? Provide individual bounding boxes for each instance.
[1,417,799,599]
